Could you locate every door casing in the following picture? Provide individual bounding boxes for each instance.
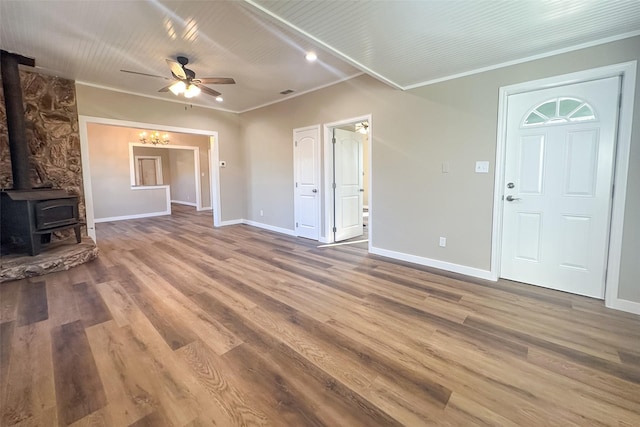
[491,61,637,313]
[323,114,372,248]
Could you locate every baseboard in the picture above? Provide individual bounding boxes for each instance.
[219,219,244,226]
[95,210,171,223]
[197,206,213,211]
[171,200,197,207]
[606,297,640,315]
[243,219,296,236]
[369,246,494,281]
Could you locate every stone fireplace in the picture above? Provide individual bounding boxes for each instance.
[0,50,98,281]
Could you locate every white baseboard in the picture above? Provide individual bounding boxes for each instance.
[219,219,244,226]
[243,220,296,236]
[171,200,197,207]
[95,210,171,223]
[606,297,640,315]
[370,246,494,281]
[197,206,213,211]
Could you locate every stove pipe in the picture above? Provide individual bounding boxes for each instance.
[1,50,35,191]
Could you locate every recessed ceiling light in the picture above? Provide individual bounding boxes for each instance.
[305,52,317,62]
[215,96,223,102]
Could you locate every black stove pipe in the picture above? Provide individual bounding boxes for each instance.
[1,50,35,191]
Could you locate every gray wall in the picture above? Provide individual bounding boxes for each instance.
[169,149,196,204]
[76,85,245,221]
[239,36,640,303]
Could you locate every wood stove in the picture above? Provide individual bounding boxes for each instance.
[1,190,81,256]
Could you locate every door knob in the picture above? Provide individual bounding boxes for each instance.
[506,195,521,202]
[312,189,317,193]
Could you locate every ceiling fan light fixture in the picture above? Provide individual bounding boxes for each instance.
[215,96,223,102]
[184,84,201,98]
[169,80,186,95]
[305,51,317,62]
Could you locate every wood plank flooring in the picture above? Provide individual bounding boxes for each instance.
[1,204,640,426]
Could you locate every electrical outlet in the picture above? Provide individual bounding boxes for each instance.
[259,210,264,216]
[439,237,446,247]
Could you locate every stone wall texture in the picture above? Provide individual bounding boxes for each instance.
[0,70,85,236]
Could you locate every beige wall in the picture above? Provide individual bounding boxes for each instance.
[76,85,244,220]
[240,36,640,303]
[87,124,169,219]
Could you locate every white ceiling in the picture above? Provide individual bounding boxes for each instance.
[1,1,639,113]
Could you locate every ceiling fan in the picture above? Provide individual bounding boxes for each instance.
[120,56,235,99]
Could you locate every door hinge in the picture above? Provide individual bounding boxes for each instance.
[295,140,298,147]
[332,138,336,144]
[296,222,299,228]
[332,227,337,233]
[332,183,336,189]
[295,182,298,188]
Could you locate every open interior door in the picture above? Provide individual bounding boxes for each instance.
[333,128,363,242]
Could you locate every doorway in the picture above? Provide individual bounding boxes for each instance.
[492,61,636,310]
[79,117,221,241]
[323,115,372,245]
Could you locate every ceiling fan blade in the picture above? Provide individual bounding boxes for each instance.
[166,59,186,79]
[120,69,171,80]
[158,84,173,92]
[196,83,221,97]
[197,77,236,85]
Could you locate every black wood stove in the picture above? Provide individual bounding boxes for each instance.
[1,50,82,256]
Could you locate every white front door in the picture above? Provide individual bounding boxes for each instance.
[294,126,320,240]
[500,76,620,298]
[333,128,364,242]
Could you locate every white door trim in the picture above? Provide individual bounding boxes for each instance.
[79,115,221,241]
[490,61,638,314]
[293,124,322,240]
[323,114,372,250]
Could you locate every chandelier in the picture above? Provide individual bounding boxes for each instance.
[139,131,169,145]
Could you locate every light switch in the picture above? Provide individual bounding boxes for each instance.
[442,162,450,173]
[475,161,489,173]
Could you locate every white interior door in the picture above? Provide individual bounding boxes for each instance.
[500,76,620,298]
[333,128,363,242]
[294,126,320,240]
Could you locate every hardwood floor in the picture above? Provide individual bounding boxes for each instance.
[1,204,640,426]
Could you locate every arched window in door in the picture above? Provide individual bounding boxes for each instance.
[522,97,596,127]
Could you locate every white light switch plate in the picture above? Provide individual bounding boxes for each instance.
[475,161,489,173]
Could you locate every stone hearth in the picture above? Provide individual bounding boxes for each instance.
[1,237,99,282]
